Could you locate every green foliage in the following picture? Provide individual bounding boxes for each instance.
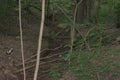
[0,0,15,16]
[50,0,74,14]
[69,51,95,80]
[99,0,117,24]
[0,0,119,80]
[73,25,112,50]
[49,68,61,80]
[58,23,69,29]
[61,22,118,80]
[99,6,109,17]
[114,62,120,67]
[64,50,76,61]
[68,47,120,80]
[115,1,120,27]
[48,0,75,23]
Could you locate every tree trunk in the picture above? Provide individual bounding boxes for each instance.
[76,0,100,24]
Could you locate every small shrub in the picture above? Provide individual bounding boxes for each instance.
[49,68,61,80]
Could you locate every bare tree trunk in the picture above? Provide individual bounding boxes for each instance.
[33,0,46,80]
[19,0,26,80]
[76,0,100,24]
[91,0,100,23]
[76,0,86,23]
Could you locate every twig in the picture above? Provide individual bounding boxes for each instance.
[33,0,46,80]
[19,0,26,80]
[75,28,91,52]
[16,58,63,73]
[77,0,84,6]
[25,48,48,62]
[54,3,91,51]
[70,0,84,64]
[80,26,95,51]
[16,52,64,66]
[20,45,63,64]
[54,4,73,24]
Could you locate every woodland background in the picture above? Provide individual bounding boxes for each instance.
[0,0,120,80]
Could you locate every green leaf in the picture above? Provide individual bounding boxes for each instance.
[64,51,74,61]
[58,23,68,29]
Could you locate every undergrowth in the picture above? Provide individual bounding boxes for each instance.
[49,24,120,80]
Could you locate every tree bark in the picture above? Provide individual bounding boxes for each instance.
[76,0,100,24]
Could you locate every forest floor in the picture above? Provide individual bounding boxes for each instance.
[0,13,120,80]
[0,14,67,80]
[0,26,120,80]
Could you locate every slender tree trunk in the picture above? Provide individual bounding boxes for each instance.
[33,0,46,80]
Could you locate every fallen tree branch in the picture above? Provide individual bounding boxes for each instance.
[16,52,64,67]
[24,45,63,62]
[16,58,63,73]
